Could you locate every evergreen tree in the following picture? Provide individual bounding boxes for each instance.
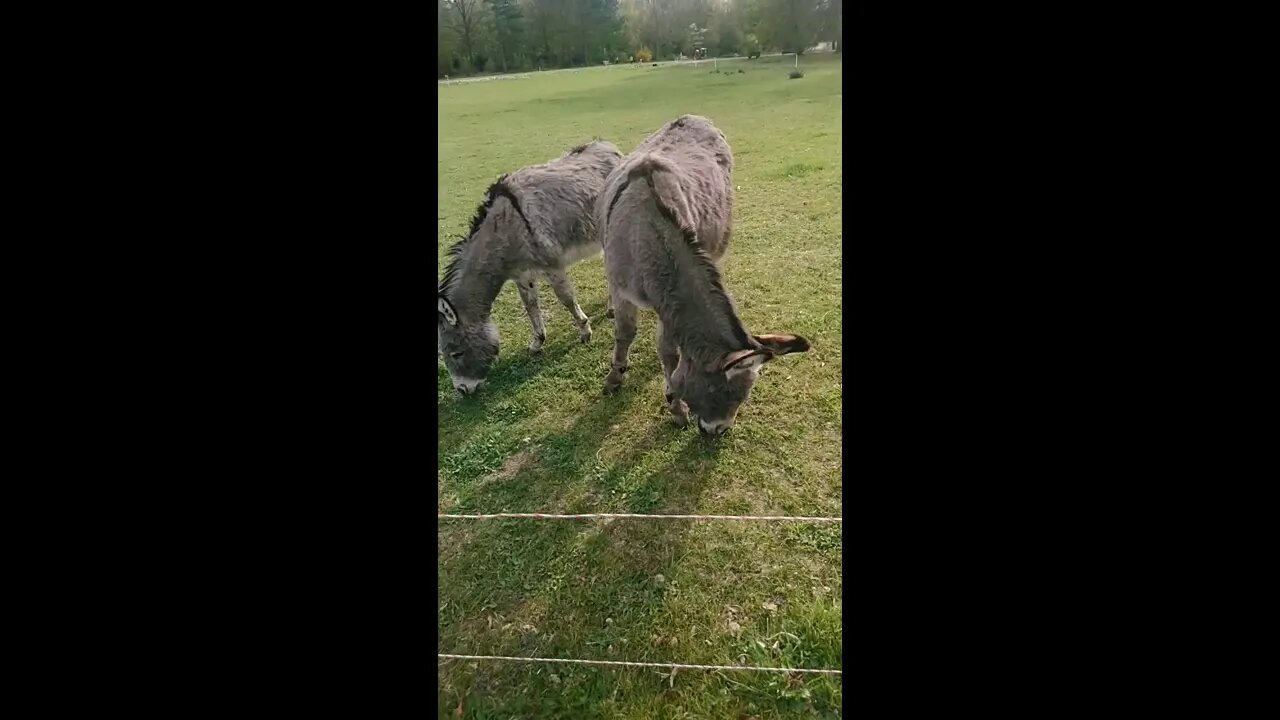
[487,0,524,72]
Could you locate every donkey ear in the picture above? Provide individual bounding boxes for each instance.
[438,296,458,327]
[721,348,770,376]
[752,334,810,355]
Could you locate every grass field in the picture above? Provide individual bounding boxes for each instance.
[438,53,843,719]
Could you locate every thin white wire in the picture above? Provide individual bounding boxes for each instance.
[438,653,841,675]
[438,513,841,522]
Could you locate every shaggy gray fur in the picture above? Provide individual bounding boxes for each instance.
[596,115,809,434]
[438,141,623,395]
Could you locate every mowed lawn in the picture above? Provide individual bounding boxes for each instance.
[438,54,843,719]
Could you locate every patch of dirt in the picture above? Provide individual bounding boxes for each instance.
[478,450,536,487]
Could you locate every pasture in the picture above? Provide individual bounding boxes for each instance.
[438,53,843,719]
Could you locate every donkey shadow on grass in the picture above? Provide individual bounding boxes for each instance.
[437,346,714,618]
[438,419,736,716]
[437,332,584,447]
[440,366,839,712]
[439,433,841,719]
[440,373,674,667]
[440,339,736,666]
[439,415,841,717]
[436,290,638,464]
[439,345,666,517]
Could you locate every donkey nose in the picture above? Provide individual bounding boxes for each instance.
[698,418,731,436]
[455,379,484,397]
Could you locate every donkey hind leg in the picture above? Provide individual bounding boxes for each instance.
[656,320,689,426]
[546,269,592,344]
[603,295,638,396]
[515,273,547,353]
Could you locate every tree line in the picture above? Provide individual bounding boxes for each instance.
[439,0,841,77]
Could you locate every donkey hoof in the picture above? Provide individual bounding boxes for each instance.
[579,328,592,344]
[606,308,615,319]
[528,336,545,353]
[668,399,689,426]
[603,373,624,395]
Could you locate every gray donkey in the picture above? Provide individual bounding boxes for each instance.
[438,141,623,396]
[597,115,810,435]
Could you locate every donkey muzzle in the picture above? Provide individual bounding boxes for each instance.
[697,418,731,437]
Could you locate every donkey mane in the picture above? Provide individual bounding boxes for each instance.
[467,176,532,237]
[439,176,534,296]
[568,137,608,156]
[437,235,470,297]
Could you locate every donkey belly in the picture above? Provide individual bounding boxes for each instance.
[618,286,653,310]
[559,239,602,268]
[601,259,653,310]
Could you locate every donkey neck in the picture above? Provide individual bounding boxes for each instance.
[653,245,754,367]
[440,198,529,319]
[442,224,517,321]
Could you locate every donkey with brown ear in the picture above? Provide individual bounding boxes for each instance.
[438,141,622,396]
[596,115,810,435]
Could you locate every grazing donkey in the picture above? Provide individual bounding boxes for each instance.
[438,141,623,396]
[596,115,810,435]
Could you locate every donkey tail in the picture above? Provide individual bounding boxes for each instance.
[627,155,695,235]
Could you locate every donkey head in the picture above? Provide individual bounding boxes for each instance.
[438,295,500,396]
[672,334,810,436]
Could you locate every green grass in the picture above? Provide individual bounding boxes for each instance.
[438,53,843,720]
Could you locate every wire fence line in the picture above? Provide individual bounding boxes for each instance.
[438,512,841,522]
[438,653,842,676]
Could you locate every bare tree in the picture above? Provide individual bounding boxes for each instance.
[444,0,487,70]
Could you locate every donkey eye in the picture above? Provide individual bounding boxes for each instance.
[450,351,464,359]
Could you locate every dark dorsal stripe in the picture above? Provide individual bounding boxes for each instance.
[606,177,631,227]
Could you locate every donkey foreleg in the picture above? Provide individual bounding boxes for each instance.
[655,320,688,426]
[603,296,637,395]
[546,269,592,344]
[515,273,546,353]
